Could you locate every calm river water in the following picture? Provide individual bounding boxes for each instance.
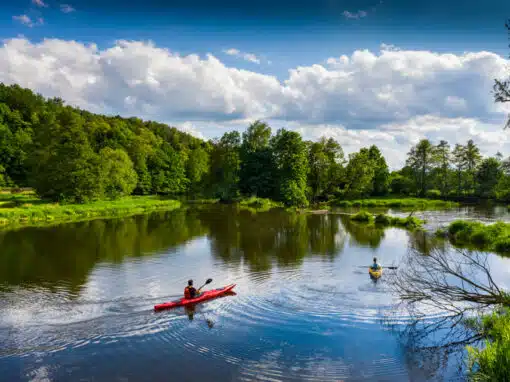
[1,204,510,381]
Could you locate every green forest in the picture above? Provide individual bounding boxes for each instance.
[0,82,509,207]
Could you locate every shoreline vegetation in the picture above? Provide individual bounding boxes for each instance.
[0,191,181,229]
[0,192,452,229]
[332,197,459,209]
[350,210,425,230]
[437,220,510,255]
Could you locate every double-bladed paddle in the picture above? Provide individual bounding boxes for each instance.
[197,278,213,292]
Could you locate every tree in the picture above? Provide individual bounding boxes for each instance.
[464,139,482,194]
[476,157,502,198]
[343,148,375,198]
[186,145,210,196]
[368,145,390,196]
[99,148,138,199]
[452,144,466,196]
[239,121,275,198]
[405,139,437,197]
[29,109,103,203]
[434,140,451,197]
[148,143,188,195]
[209,131,241,201]
[271,129,309,207]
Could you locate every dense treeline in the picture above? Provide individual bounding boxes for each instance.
[1,82,509,206]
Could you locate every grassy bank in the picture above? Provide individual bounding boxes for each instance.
[238,197,284,212]
[438,220,510,254]
[333,197,459,209]
[467,308,510,381]
[351,211,425,230]
[0,193,182,228]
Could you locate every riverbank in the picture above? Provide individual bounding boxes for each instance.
[351,211,425,230]
[333,197,459,209]
[0,193,181,229]
[437,220,510,255]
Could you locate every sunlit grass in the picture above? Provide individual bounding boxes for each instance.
[439,220,510,255]
[0,193,181,229]
[350,211,424,230]
[333,197,458,209]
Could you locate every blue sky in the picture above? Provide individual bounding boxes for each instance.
[1,0,510,167]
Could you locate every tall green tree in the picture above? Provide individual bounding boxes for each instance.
[307,137,344,201]
[99,147,138,199]
[343,148,375,198]
[434,140,451,197]
[210,131,241,201]
[29,109,103,203]
[476,157,502,198]
[452,144,466,196]
[463,139,482,194]
[186,145,211,196]
[271,129,309,207]
[239,121,275,198]
[368,145,390,196]
[405,139,437,197]
[148,143,188,195]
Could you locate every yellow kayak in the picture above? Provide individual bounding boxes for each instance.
[369,267,383,279]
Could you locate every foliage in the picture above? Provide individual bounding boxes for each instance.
[334,197,458,209]
[343,148,375,198]
[442,220,510,254]
[350,211,374,222]
[0,192,181,228]
[1,82,510,209]
[271,129,309,207]
[467,309,510,382]
[99,148,138,199]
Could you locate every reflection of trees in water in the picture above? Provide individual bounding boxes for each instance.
[0,209,207,294]
[340,215,385,249]
[201,207,347,271]
[385,245,508,380]
[407,230,448,256]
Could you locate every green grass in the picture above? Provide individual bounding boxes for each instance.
[439,220,510,254]
[467,308,510,382]
[0,193,182,229]
[333,197,458,209]
[238,197,284,212]
[350,211,424,230]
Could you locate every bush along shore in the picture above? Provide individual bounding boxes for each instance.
[0,193,181,228]
[437,220,510,255]
[350,211,425,230]
[333,197,459,209]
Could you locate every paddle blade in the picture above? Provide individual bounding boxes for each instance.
[205,278,213,284]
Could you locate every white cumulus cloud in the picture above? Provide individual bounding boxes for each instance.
[0,37,509,167]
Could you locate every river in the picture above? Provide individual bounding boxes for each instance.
[1,204,510,381]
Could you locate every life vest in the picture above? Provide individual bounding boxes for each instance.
[184,286,193,299]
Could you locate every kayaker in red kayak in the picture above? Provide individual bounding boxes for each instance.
[184,279,199,299]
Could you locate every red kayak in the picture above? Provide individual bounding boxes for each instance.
[154,284,236,311]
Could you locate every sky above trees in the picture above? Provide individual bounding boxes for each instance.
[1,0,510,169]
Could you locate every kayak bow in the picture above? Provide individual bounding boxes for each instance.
[154,284,236,311]
[368,267,383,279]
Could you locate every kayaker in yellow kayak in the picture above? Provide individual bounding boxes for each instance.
[370,257,382,271]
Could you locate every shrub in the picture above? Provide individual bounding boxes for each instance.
[425,189,442,199]
[351,211,374,222]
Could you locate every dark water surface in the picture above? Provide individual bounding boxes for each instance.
[1,205,510,381]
